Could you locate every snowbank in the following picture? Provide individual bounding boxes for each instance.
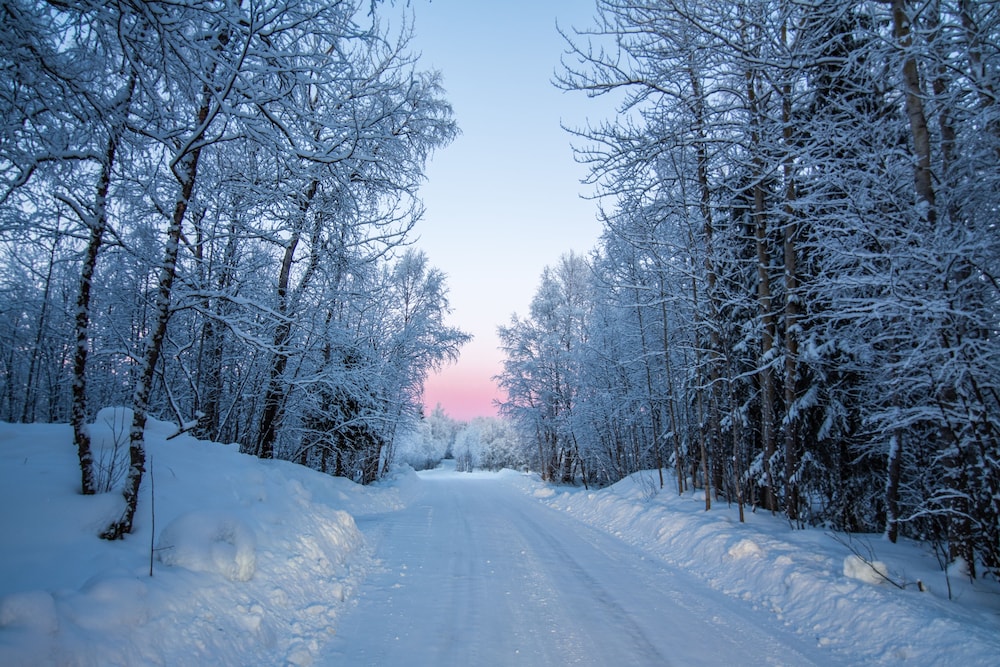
[842,553,890,586]
[156,510,257,582]
[506,470,1000,666]
[0,413,404,666]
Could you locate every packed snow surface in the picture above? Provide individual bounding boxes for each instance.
[2,417,999,665]
[322,466,830,665]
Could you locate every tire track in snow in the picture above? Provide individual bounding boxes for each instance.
[321,470,837,666]
[505,502,670,665]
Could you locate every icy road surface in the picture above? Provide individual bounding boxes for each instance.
[323,466,837,666]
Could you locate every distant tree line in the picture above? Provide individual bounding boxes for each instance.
[395,405,526,474]
[497,0,1000,579]
[0,0,467,537]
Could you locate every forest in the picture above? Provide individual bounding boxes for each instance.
[495,0,1000,580]
[2,0,998,583]
[0,0,468,537]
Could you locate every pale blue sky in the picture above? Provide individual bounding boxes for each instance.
[409,0,610,420]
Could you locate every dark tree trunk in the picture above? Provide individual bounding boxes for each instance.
[72,73,134,495]
[102,152,198,539]
[251,182,319,459]
[102,67,212,539]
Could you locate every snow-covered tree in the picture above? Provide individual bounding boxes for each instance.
[542,0,1000,577]
[0,0,465,539]
[497,252,592,483]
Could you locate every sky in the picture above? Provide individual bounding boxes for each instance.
[407,0,609,421]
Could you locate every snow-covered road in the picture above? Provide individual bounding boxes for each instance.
[4,423,996,665]
[323,466,836,666]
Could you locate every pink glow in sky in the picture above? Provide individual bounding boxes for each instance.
[422,355,504,422]
[409,0,610,420]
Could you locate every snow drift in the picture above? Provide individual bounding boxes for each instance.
[156,510,258,582]
[505,470,1000,666]
[0,412,402,666]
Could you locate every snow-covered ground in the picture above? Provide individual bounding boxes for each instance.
[0,411,410,665]
[321,464,836,665]
[505,472,1000,665]
[1,416,998,665]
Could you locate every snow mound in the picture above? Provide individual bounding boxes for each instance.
[92,405,131,427]
[157,510,257,582]
[0,590,58,634]
[843,554,889,585]
[727,538,764,560]
[0,418,410,665]
[66,576,149,630]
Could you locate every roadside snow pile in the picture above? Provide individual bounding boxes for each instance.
[726,537,765,561]
[0,412,395,666]
[156,510,257,582]
[507,470,1000,666]
[842,553,890,586]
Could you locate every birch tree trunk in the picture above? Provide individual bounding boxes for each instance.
[658,276,685,496]
[101,25,227,535]
[688,61,721,508]
[101,140,205,539]
[884,0,936,548]
[71,73,134,496]
[892,0,936,222]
